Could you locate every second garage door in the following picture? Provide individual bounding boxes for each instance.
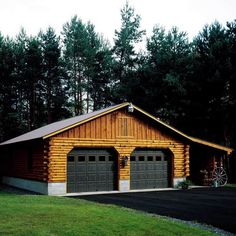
[67,149,117,193]
[130,149,169,189]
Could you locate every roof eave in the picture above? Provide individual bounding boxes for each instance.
[0,137,43,146]
[189,137,234,155]
[132,105,233,154]
[133,105,190,140]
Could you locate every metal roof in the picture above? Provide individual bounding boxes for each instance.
[0,103,129,145]
[0,102,233,154]
[132,105,233,154]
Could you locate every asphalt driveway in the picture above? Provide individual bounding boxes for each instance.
[74,187,236,234]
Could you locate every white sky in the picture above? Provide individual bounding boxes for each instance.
[0,0,235,42]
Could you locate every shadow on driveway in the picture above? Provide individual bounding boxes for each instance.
[72,187,236,234]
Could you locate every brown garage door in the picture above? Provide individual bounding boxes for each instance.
[130,149,169,189]
[67,149,117,193]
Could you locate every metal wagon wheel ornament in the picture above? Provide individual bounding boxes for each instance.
[211,167,228,186]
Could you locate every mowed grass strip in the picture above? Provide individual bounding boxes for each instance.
[0,191,216,236]
[226,183,236,188]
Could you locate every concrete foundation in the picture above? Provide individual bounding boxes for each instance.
[48,182,67,195]
[119,179,130,191]
[173,177,186,187]
[2,176,185,195]
[2,176,66,195]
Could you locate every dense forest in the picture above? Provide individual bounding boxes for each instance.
[0,3,236,151]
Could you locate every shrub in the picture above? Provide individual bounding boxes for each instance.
[176,179,193,189]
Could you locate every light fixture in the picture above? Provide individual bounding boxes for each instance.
[122,156,129,167]
[128,103,134,113]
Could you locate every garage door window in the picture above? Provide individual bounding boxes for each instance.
[89,156,95,161]
[78,156,85,162]
[130,156,135,161]
[99,156,105,161]
[156,156,162,161]
[148,156,153,161]
[139,156,144,161]
[68,156,74,162]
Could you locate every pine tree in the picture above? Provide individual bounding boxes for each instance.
[192,22,231,143]
[63,17,113,113]
[0,34,19,141]
[83,23,113,111]
[24,36,44,130]
[40,27,70,123]
[62,16,88,115]
[13,29,29,132]
[112,2,145,102]
[145,26,191,123]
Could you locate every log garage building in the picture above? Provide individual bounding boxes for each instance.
[0,102,233,195]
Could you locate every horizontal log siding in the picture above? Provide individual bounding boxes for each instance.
[48,109,190,182]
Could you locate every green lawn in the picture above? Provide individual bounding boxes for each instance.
[0,191,216,236]
[226,183,236,188]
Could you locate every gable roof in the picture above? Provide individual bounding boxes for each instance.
[0,102,233,154]
[133,105,233,154]
[0,103,128,146]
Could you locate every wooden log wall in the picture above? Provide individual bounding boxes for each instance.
[47,109,190,183]
[2,141,47,181]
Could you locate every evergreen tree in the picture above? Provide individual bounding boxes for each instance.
[83,23,113,111]
[226,20,236,147]
[40,27,70,123]
[24,36,44,130]
[112,2,145,102]
[89,43,113,110]
[63,17,113,113]
[13,29,29,132]
[145,26,191,123]
[0,34,18,141]
[83,22,103,112]
[62,16,88,115]
[192,22,231,143]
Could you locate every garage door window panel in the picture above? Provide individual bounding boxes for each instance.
[99,156,105,161]
[68,156,74,162]
[89,156,96,162]
[139,156,145,161]
[78,156,85,162]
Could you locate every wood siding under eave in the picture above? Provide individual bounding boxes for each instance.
[47,109,190,183]
[1,141,48,182]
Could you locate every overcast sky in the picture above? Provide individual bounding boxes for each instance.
[0,0,235,42]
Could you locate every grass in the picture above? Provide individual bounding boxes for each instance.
[226,183,236,188]
[0,191,216,236]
